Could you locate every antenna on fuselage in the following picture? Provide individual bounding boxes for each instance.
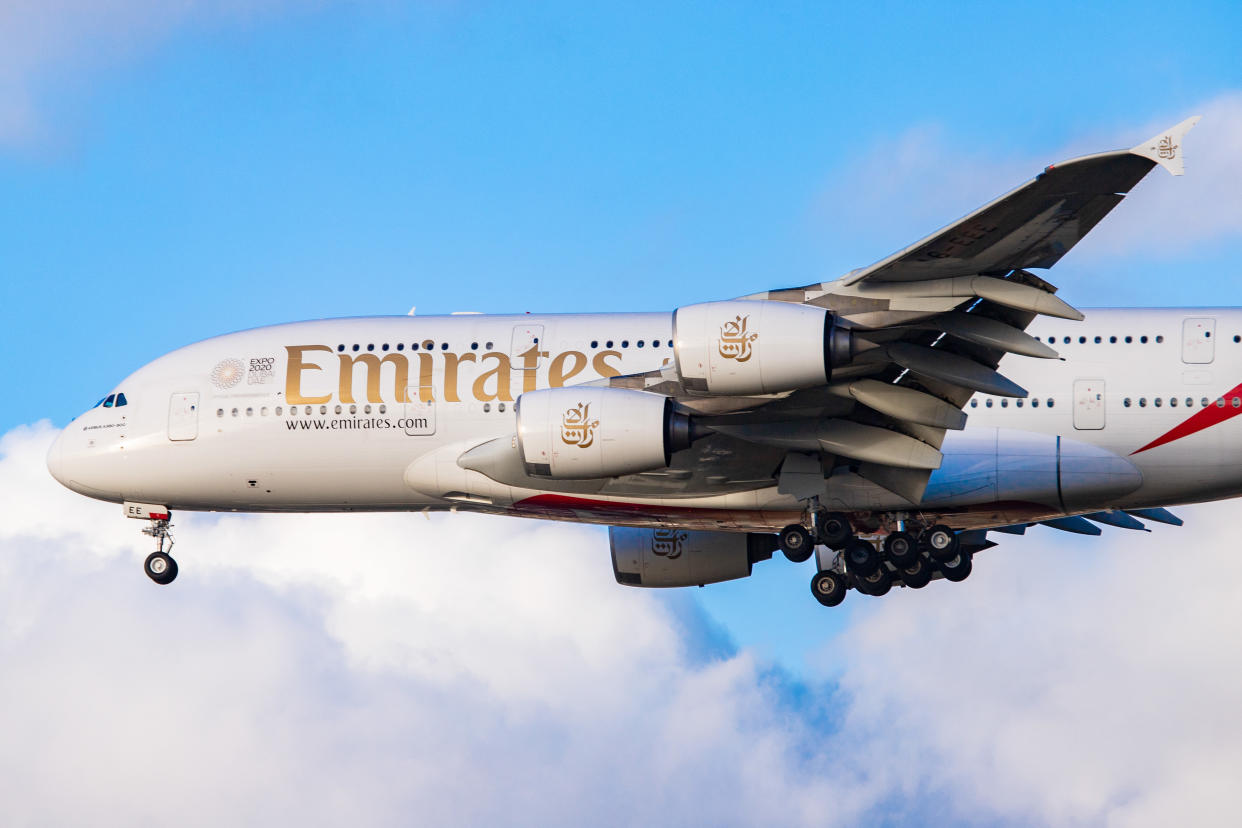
[407,306,416,316]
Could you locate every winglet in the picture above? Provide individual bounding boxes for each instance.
[1130,115,1201,176]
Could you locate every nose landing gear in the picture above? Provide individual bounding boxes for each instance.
[128,502,179,585]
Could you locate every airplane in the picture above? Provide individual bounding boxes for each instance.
[49,115,1223,607]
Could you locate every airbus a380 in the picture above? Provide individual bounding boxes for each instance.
[50,116,1226,606]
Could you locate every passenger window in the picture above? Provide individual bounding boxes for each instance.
[1124,398,1131,408]
[1047,398,1055,408]
[103,394,116,408]
[1000,399,1008,408]
[985,399,993,408]
[1139,398,1147,408]
[1154,398,1162,408]
[970,400,978,408]
[115,393,128,407]
[1031,399,1039,408]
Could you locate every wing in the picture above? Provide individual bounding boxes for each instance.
[837,115,1200,286]
[597,117,1201,503]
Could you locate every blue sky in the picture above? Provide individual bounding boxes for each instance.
[3,3,1242,823]
[5,0,1241,435]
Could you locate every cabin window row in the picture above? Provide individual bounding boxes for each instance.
[969,398,1056,409]
[1123,396,1241,409]
[217,404,389,417]
[334,339,674,353]
[1042,334,1242,345]
[1044,335,1166,345]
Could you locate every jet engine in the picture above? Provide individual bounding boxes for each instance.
[673,300,854,395]
[516,387,694,479]
[609,527,777,588]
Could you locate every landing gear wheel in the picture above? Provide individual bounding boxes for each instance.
[144,552,179,585]
[779,524,814,563]
[938,551,973,583]
[858,567,892,597]
[896,555,932,589]
[883,531,918,567]
[842,538,880,577]
[923,524,960,562]
[816,512,853,550]
[810,570,847,607]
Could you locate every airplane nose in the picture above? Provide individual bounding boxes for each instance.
[46,428,68,487]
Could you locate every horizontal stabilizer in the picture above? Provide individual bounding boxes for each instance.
[1040,516,1102,535]
[1085,510,1148,531]
[990,523,1029,535]
[1130,116,1201,176]
[1125,507,1184,526]
[887,342,1027,398]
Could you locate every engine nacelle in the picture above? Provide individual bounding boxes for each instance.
[673,300,853,395]
[517,387,693,479]
[609,527,777,588]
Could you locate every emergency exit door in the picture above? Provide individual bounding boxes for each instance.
[167,392,199,441]
[1182,317,1216,364]
[511,324,545,365]
[1073,379,1105,430]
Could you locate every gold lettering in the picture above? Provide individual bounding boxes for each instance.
[519,346,548,393]
[338,353,410,403]
[472,352,514,401]
[592,350,623,378]
[443,352,476,402]
[285,345,334,405]
[549,351,587,387]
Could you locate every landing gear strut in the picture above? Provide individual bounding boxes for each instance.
[792,515,981,606]
[141,516,178,585]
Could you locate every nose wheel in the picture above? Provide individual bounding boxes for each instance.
[144,551,179,585]
[140,516,179,585]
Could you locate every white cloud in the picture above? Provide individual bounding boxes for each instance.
[815,92,1242,272]
[0,0,322,147]
[6,420,1242,825]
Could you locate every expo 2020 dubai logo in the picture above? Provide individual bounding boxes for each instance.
[210,358,245,390]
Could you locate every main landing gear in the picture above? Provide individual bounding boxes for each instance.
[141,516,178,585]
[783,510,978,607]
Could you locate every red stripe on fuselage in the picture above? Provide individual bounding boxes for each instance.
[1132,382,1242,455]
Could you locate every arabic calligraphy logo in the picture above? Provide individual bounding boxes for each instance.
[651,529,687,560]
[718,314,758,362]
[1156,135,1178,160]
[560,402,599,449]
[209,358,245,390]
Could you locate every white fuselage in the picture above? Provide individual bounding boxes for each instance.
[46,308,1242,532]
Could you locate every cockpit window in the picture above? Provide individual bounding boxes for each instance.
[103,394,116,408]
[115,393,128,407]
[92,397,106,409]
